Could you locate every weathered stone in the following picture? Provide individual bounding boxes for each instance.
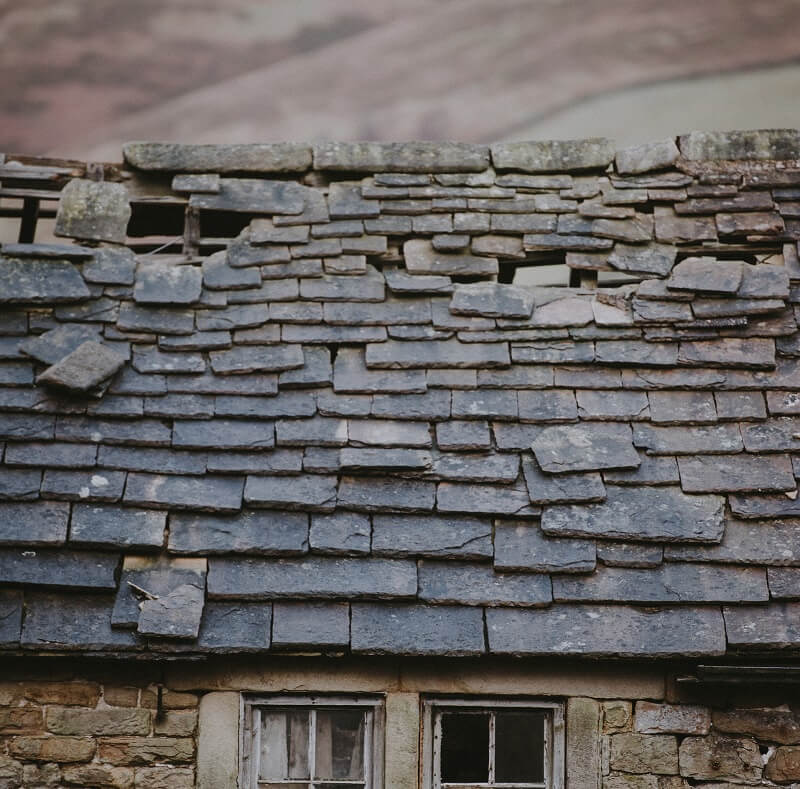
[542,485,724,543]
[717,211,785,236]
[523,233,614,252]
[351,603,484,655]
[124,141,311,172]
[606,243,677,277]
[172,173,221,193]
[679,129,800,160]
[0,501,69,545]
[38,341,125,392]
[0,257,91,303]
[0,547,118,589]
[71,504,165,550]
[488,604,725,657]
[124,473,243,512]
[724,602,800,648]
[209,555,415,599]
[648,391,717,424]
[450,282,534,318]
[384,268,453,295]
[9,734,95,762]
[597,541,663,567]
[532,423,640,473]
[491,138,614,172]
[189,178,310,214]
[132,347,205,374]
[372,513,491,559]
[679,338,776,368]
[451,389,517,420]
[81,246,137,285]
[98,445,206,475]
[679,733,762,782]
[0,468,41,501]
[371,390,451,420]
[713,707,800,745]
[593,215,654,243]
[766,746,800,782]
[769,567,800,598]
[554,563,767,603]
[437,480,540,517]
[97,737,194,765]
[609,733,679,774]
[138,582,205,639]
[616,139,680,175]
[55,178,130,244]
[340,447,431,470]
[0,589,22,646]
[403,239,498,277]
[172,419,274,450]
[201,253,260,290]
[209,344,303,374]
[667,257,743,294]
[739,262,791,298]
[491,213,555,233]
[494,520,595,573]
[431,451,518,483]
[324,297,430,326]
[338,476,435,513]
[471,234,523,258]
[314,141,490,172]
[132,766,194,788]
[299,266,385,302]
[47,706,150,736]
[678,453,795,493]
[418,560,551,606]
[512,340,593,364]
[654,207,717,243]
[197,601,272,652]
[518,389,578,422]
[61,764,134,788]
[576,390,649,420]
[309,511,370,556]
[522,457,605,505]
[6,440,95,469]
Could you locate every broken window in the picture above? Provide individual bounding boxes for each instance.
[423,699,564,789]
[241,695,384,789]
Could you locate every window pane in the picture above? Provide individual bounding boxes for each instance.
[314,710,365,781]
[495,710,546,783]
[440,712,489,783]
[259,711,310,781]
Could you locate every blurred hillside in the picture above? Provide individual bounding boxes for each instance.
[1,0,799,160]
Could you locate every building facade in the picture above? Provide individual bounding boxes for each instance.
[0,132,799,787]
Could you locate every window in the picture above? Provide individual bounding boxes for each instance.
[422,699,564,789]
[240,695,384,789]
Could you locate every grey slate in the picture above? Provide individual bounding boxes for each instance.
[677,454,796,493]
[245,474,337,511]
[271,602,350,649]
[0,589,22,646]
[667,518,800,566]
[432,451,520,483]
[313,142,490,173]
[38,341,126,392]
[616,139,680,175]
[22,592,138,651]
[138,582,205,640]
[132,347,205,374]
[679,130,800,160]
[518,389,578,423]
[197,601,272,652]
[729,493,800,519]
[340,447,431,471]
[124,472,243,512]
[649,391,717,424]
[522,458,606,504]
[724,602,800,648]
[603,454,680,486]
[435,420,490,450]
[310,511,371,556]
[404,239,498,277]
[531,422,640,473]
[124,141,312,172]
[541,485,724,543]
[419,561,551,607]
[209,344,303,374]
[488,605,726,657]
[553,564,768,604]
[117,302,194,335]
[276,416,348,446]
[56,415,171,446]
[40,469,125,502]
[206,449,302,475]
[494,521,596,573]
[366,338,510,369]
[338,476,436,513]
[597,542,663,568]
[491,138,615,172]
[633,424,744,455]
[371,390,451,420]
[451,390,517,420]
[173,419,274,450]
[216,392,315,418]
[0,501,69,546]
[82,246,138,285]
[70,504,166,550]
[134,261,202,304]
[55,178,130,244]
[608,242,676,277]
[334,348,426,394]
[576,390,649,420]
[299,267,385,302]
[98,445,206,475]
[768,568,800,598]
[189,178,309,214]
[0,548,118,589]
[202,254,260,290]
[5,441,97,468]
[0,258,91,303]
[0,468,41,500]
[372,513,492,559]
[437,480,541,517]
[209,556,416,599]
[351,603,484,656]
[0,414,55,441]
[19,324,102,365]
[667,258,743,294]
[450,283,534,319]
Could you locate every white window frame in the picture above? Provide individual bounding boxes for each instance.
[421,698,565,789]
[240,694,385,789]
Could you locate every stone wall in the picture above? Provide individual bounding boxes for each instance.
[0,666,196,788]
[2,658,800,788]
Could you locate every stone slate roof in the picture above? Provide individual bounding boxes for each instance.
[1,130,800,659]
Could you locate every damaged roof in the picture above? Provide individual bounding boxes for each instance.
[1,130,800,659]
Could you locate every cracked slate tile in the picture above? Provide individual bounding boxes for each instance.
[38,341,126,393]
[0,258,91,304]
[134,261,202,305]
[172,419,274,450]
[532,423,640,473]
[19,324,102,365]
[309,512,371,556]
[437,480,540,517]
[138,581,206,640]
[435,420,491,451]
[198,601,272,652]
[418,561,551,607]
[333,348,426,394]
[124,472,243,512]
[244,474,337,511]
[494,520,595,573]
[541,485,724,543]
[338,476,435,513]
[633,424,743,455]
[0,468,42,501]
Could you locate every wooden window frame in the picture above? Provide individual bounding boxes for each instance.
[421,698,565,789]
[240,694,385,789]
